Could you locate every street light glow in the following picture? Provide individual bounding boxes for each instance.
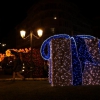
[20,30,26,38]
[37,29,43,37]
[20,28,43,78]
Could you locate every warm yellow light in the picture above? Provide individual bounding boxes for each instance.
[5,49,11,57]
[37,29,43,37]
[20,30,26,38]
[2,44,6,47]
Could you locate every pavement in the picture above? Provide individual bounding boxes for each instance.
[0,78,100,100]
[0,69,48,81]
[0,69,100,100]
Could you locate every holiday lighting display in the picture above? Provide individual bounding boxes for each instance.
[41,34,72,86]
[40,34,100,86]
[71,37,82,86]
[51,38,72,86]
[0,48,44,78]
[82,38,100,85]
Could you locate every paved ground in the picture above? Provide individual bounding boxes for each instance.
[0,80,100,100]
[0,70,100,100]
[0,69,47,81]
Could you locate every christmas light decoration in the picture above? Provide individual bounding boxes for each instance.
[82,37,100,85]
[71,37,82,86]
[41,34,72,86]
[40,34,100,86]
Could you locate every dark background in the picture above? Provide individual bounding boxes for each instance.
[0,0,100,49]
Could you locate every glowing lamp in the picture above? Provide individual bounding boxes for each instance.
[37,29,43,37]
[20,30,26,38]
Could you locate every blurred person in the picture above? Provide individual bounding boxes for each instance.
[12,54,25,81]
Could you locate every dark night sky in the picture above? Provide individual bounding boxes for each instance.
[0,0,100,43]
[0,0,36,38]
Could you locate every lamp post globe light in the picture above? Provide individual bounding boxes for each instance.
[20,30,26,38]
[20,29,43,78]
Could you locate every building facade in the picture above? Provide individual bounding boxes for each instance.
[92,16,100,38]
[15,0,92,48]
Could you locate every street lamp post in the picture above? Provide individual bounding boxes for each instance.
[20,29,43,78]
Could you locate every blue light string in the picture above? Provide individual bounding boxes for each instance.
[71,37,82,85]
[73,36,93,72]
[40,38,50,60]
[76,35,96,39]
[40,34,70,60]
[77,35,100,66]
[98,39,100,54]
[40,34,100,86]
[98,39,100,48]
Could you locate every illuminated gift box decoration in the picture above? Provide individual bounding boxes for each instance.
[40,34,100,86]
[82,38,100,85]
[41,34,73,86]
